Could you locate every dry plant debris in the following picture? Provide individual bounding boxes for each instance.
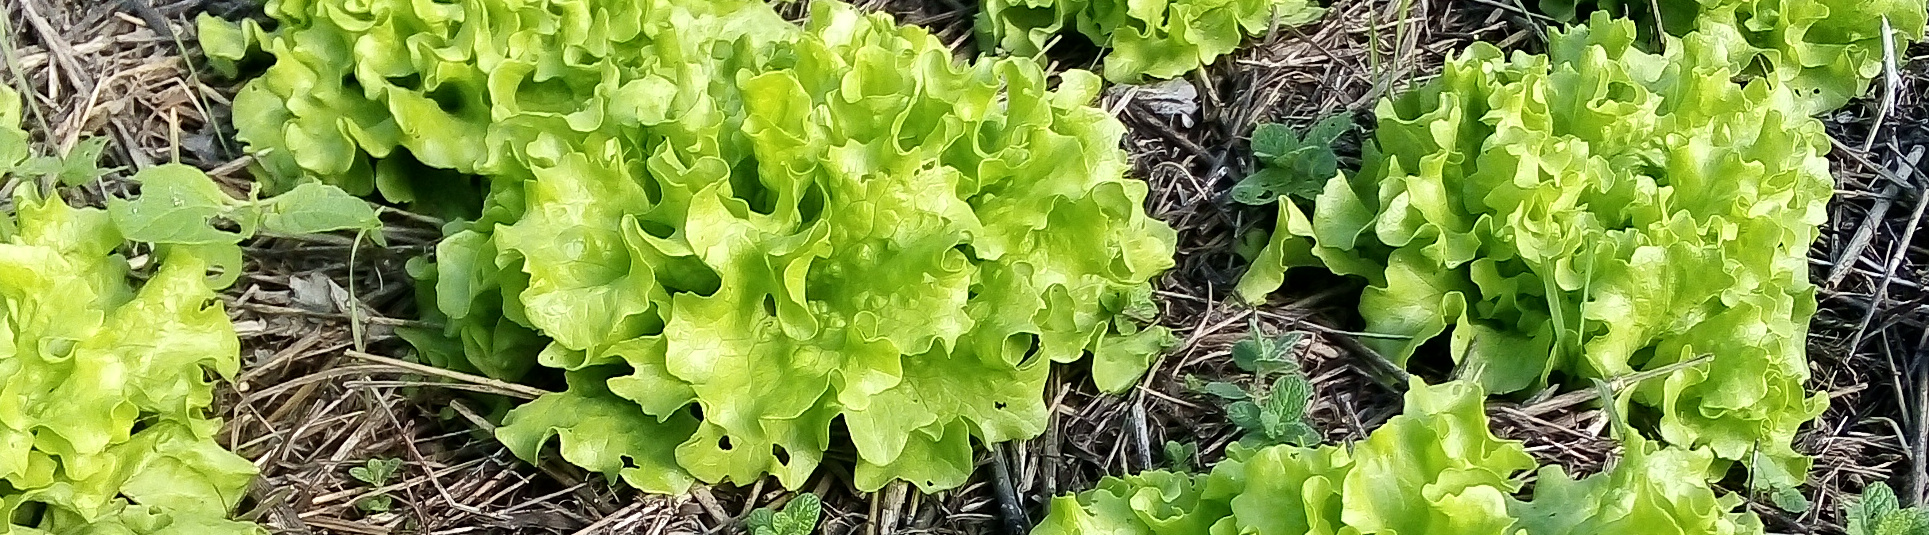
[0,0,1924,533]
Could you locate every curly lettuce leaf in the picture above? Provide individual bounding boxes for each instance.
[1034,379,1763,535]
[0,85,271,534]
[493,2,1175,492]
[496,372,699,494]
[1340,381,1534,534]
[979,0,1327,82]
[1534,0,1927,112]
[201,0,792,206]
[1512,433,1764,535]
[0,191,255,532]
[196,14,268,80]
[1237,14,1829,488]
[216,0,1179,493]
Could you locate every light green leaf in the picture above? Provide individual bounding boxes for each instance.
[1039,380,1762,535]
[1234,198,1325,303]
[228,0,1177,495]
[497,378,698,495]
[196,13,262,79]
[255,182,384,242]
[980,0,1328,82]
[1233,13,1833,488]
[1537,0,1927,112]
[108,164,245,245]
[348,458,403,486]
[0,85,263,532]
[1195,381,1249,400]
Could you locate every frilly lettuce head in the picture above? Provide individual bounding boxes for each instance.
[978,0,1326,82]
[0,88,260,534]
[1511,432,1765,534]
[1238,14,1830,488]
[207,0,1178,494]
[1536,0,1926,112]
[1033,380,1765,535]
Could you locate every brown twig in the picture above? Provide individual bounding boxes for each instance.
[343,350,551,400]
[1914,325,1929,506]
[1847,145,1929,356]
[1831,147,1925,287]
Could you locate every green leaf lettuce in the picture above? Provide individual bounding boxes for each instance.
[212,0,1179,494]
[979,0,1328,82]
[1237,14,1830,488]
[1034,380,1764,535]
[1534,0,1927,112]
[0,83,293,535]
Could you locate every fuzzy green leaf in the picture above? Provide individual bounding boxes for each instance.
[746,493,821,535]
[1232,116,1350,205]
[1226,401,1263,432]
[1263,375,1311,423]
[1771,486,1812,514]
[349,458,403,486]
[1230,330,1304,375]
[1845,482,1929,535]
[1163,441,1198,471]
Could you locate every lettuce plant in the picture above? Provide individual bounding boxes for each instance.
[978,0,1326,82]
[1238,14,1830,488]
[0,190,260,535]
[1034,380,1763,535]
[1536,0,1926,112]
[207,0,1178,494]
[0,88,267,534]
